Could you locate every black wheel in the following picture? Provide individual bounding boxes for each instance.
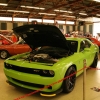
[63,66,76,93]
[0,50,9,59]
[90,53,98,68]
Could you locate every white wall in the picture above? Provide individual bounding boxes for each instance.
[93,22,100,36]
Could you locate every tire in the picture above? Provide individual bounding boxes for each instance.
[0,50,9,59]
[63,66,76,93]
[90,53,98,68]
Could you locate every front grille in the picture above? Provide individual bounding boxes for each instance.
[12,78,44,88]
[5,63,38,74]
[4,63,54,77]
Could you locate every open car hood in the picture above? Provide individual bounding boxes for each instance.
[13,24,69,50]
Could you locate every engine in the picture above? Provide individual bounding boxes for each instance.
[27,53,59,63]
[17,46,69,64]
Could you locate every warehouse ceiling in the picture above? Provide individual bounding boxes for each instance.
[0,0,100,21]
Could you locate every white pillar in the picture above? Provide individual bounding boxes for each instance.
[69,26,73,32]
[75,26,78,31]
[63,25,66,35]
[86,24,89,32]
[80,26,83,31]
[7,22,13,30]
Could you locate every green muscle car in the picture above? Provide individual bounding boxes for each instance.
[4,24,99,96]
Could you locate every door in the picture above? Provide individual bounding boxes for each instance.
[13,41,31,55]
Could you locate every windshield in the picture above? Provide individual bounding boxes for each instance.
[14,39,25,44]
[0,34,13,43]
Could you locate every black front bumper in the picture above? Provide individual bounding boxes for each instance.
[6,80,63,97]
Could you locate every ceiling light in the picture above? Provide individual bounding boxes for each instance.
[93,0,100,2]
[67,11,73,13]
[39,13,56,16]
[59,10,68,13]
[54,9,59,12]
[60,15,75,18]
[79,13,87,15]
[46,13,56,16]
[54,9,73,13]
[39,13,46,14]
[96,14,100,16]
[54,9,68,12]
[20,5,45,10]
[0,3,8,6]
[0,10,7,11]
[59,10,67,12]
[7,10,29,13]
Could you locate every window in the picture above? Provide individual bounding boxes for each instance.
[67,40,78,52]
[80,41,85,51]
[80,40,91,51]
[84,40,91,48]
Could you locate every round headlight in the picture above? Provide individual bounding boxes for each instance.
[49,70,55,75]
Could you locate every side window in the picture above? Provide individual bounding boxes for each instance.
[80,41,85,51]
[84,40,91,48]
[66,40,78,52]
[80,40,91,52]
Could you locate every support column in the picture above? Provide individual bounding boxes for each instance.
[63,25,66,35]
[7,22,13,30]
[75,20,79,31]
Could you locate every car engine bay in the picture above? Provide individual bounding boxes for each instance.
[16,46,70,63]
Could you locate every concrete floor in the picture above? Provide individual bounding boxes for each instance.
[0,59,100,100]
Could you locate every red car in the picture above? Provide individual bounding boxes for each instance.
[0,40,32,59]
[87,37,100,50]
[0,34,13,45]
